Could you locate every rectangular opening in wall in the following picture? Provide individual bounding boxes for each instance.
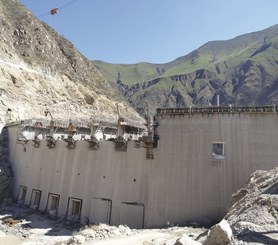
[17,185,27,204]
[89,197,112,225]
[120,202,145,229]
[67,197,82,221]
[46,193,60,217]
[30,189,41,210]
[212,142,225,160]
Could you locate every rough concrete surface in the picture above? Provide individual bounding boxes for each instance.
[2,168,278,245]
[9,111,278,228]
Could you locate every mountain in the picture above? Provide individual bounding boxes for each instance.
[93,25,278,115]
[0,0,143,127]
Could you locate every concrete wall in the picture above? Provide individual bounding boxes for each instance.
[8,111,278,228]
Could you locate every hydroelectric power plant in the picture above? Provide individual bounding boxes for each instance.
[4,105,278,228]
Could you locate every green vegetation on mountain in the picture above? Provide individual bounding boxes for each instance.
[93,61,162,86]
[93,24,278,115]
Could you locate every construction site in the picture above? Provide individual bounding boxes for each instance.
[3,105,278,229]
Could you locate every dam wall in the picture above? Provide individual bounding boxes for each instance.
[7,106,278,228]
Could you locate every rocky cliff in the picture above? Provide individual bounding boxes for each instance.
[0,0,144,127]
[94,24,278,115]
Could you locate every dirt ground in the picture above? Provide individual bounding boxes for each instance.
[0,203,207,245]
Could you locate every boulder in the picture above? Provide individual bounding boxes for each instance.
[204,219,232,245]
[174,234,202,245]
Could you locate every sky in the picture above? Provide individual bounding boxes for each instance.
[19,0,278,64]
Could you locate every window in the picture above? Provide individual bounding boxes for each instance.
[51,195,59,210]
[212,142,225,160]
[30,189,41,210]
[72,199,81,215]
[46,193,60,216]
[67,197,82,220]
[17,185,27,204]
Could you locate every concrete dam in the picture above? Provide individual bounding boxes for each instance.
[5,105,278,228]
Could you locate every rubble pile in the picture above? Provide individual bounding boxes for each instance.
[70,224,206,245]
[0,204,72,244]
[226,167,278,244]
[78,223,135,240]
[68,223,139,244]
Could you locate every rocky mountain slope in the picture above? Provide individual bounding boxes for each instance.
[94,24,278,115]
[0,0,144,127]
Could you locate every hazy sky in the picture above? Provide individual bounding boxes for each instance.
[19,0,278,64]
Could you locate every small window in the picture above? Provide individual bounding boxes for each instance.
[72,199,81,215]
[30,189,41,210]
[51,195,59,210]
[46,193,60,216]
[17,185,27,204]
[212,142,225,160]
[67,197,82,220]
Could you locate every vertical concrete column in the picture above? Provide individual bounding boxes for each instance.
[0,127,12,204]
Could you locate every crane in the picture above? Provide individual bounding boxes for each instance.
[50,8,58,15]
[38,0,82,18]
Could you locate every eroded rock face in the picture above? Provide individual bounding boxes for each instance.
[0,0,144,126]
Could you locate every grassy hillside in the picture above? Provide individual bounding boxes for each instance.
[93,25,278,83]
[93,24,278,115]
[93,61,163,86]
